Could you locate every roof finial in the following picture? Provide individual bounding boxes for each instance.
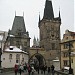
[39,12,40,22]
[59,7,61,18]
[59,7,61,23]
[23,12,24,17]
[15,11,16,16]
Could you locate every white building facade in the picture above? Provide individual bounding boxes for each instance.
[1,46,28,68]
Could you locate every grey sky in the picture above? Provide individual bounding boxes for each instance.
[0,0,74,46]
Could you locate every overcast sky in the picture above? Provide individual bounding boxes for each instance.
[0,0,74,46]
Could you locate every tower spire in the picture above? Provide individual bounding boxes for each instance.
[43,0,54,20]
[23,12,24,17]
[59,8,61,22]
[33,36,36,47]
[59,8,60,18]
[39,12,40,24]
[15,11,16,16]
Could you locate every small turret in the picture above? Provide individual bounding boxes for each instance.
[39,12,40,24]
[33,36,36,47]
[59,9,61,23]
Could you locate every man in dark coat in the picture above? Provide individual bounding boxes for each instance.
[51,65,55,75]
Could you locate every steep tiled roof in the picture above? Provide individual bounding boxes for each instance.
[43,0,54,20]
[10,16,26,35]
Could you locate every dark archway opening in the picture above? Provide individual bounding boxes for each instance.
[28,53,46,69]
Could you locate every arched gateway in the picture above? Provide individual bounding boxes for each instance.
[29,53,46,66]
[28,48,46,67]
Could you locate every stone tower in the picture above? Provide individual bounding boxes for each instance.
[6,15,30,52]
[38,0,61,62]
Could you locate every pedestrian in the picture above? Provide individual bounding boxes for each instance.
[51,65,55,75]
[40,65,43,74]
[31,66,35,75]
[23,64,27,72]
[14,64,18,75]
[47,67,50,74]
[43,65,47,74]
[27,64,32,75]
[19,65,23,75]
[37,66,39,74]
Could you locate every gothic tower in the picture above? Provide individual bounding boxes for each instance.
[6,15,30,52]
[38,0,61,62]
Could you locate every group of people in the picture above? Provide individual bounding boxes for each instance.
[38,65,55,75]
[26,64,55,75]
[48,65,55,75]
[14,63,55,75]
[14,64,27,75]
[14,63,35,75]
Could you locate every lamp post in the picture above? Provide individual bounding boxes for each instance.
[67,41,73,74]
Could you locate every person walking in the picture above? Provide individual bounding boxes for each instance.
[43,65,47,74]
[19,65,23,75]
[23,64,27,72]
[31,66,35,75]
[27,64,32,75]
[37,66,39,74]
[40,65,43,74]
[47,67,50,74]
[51,65,55,75]
[14,64,18,75]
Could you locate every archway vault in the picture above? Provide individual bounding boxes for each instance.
[28,53,46,65]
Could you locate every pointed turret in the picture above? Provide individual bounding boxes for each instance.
[36,38,39,47]
[23,12,24,17]
[39,12,40,24]
[59,10,60,18]
[15,11,16,16]
[43,0,54,20]
[59,9,61,23]
[33,36,36,47]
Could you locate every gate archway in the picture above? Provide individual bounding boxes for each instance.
[28,53,46,67]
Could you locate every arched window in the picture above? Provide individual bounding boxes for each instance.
[16,54,20,59]
[9,54,12,59]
